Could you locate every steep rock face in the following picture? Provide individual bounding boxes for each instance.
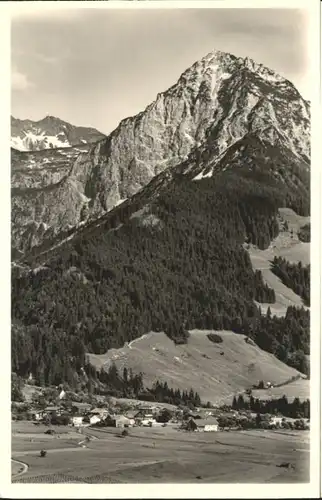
[11,50,310,256]
[11,115,105,151]
[69,51,309,214]
[12,177,90,258]
[11,144,91,189]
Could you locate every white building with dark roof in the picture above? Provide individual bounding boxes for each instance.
[186,417,219,432]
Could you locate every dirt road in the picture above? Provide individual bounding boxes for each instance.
[11,459,28,478]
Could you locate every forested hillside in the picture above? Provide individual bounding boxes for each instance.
[271,256,310,306]
[12,169,310,387]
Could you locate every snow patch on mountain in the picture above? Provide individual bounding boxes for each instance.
[11,116,105,152]
[193,170,213,181]
[11,131,71,151]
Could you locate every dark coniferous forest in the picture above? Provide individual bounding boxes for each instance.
[271,256,310,306]
[232,394,310,419]
[89,362,203,407]
[11,169,310,388]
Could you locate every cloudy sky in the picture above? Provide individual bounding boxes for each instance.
[11,7,310,135]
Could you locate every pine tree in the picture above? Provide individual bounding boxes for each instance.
[237,394,245,409]
[123,367,128,384]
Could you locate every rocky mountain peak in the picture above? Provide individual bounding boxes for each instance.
[11,49,310,256]
[179,50,285,89]
[37,115,64,125]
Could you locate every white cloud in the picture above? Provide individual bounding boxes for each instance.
[11,67,32,91]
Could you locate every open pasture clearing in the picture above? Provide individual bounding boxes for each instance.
[113,397,177,412]
[251,378,310,401]
[247,208,310,317]
[12,435,81,455]
[88,330,303,404]
[12,421,87,455]
[12,421,72,435]
[12,421,309,484]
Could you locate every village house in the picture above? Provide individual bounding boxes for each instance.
[90,408,109,420]
[71,402,92,414]
[116,415,133,428]
[186,418,219,432]
[89,414,101,426]
[43,406,63,417]
[72,415,84,427]
[134,407,155,425]
[196,418,219,432]
[105,415,134,428]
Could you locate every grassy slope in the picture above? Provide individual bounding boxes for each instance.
[87,330,305,404]
[247,208,310,317]
[251,379,310,402]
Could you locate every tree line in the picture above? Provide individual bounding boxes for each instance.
[271,256,310,306]
[147,380,202,407]
[231,306,309,376]
[232,393,310,419]
[84,362,203,408]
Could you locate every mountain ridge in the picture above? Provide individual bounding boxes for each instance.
[11,115,105,152]
[11,49,310,257]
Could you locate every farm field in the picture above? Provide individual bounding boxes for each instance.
[12,422,309,484]
[88,330,304,405]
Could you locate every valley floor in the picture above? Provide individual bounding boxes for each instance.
[12,422,309,484]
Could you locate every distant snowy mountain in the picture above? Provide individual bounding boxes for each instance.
[11,115,105,151]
